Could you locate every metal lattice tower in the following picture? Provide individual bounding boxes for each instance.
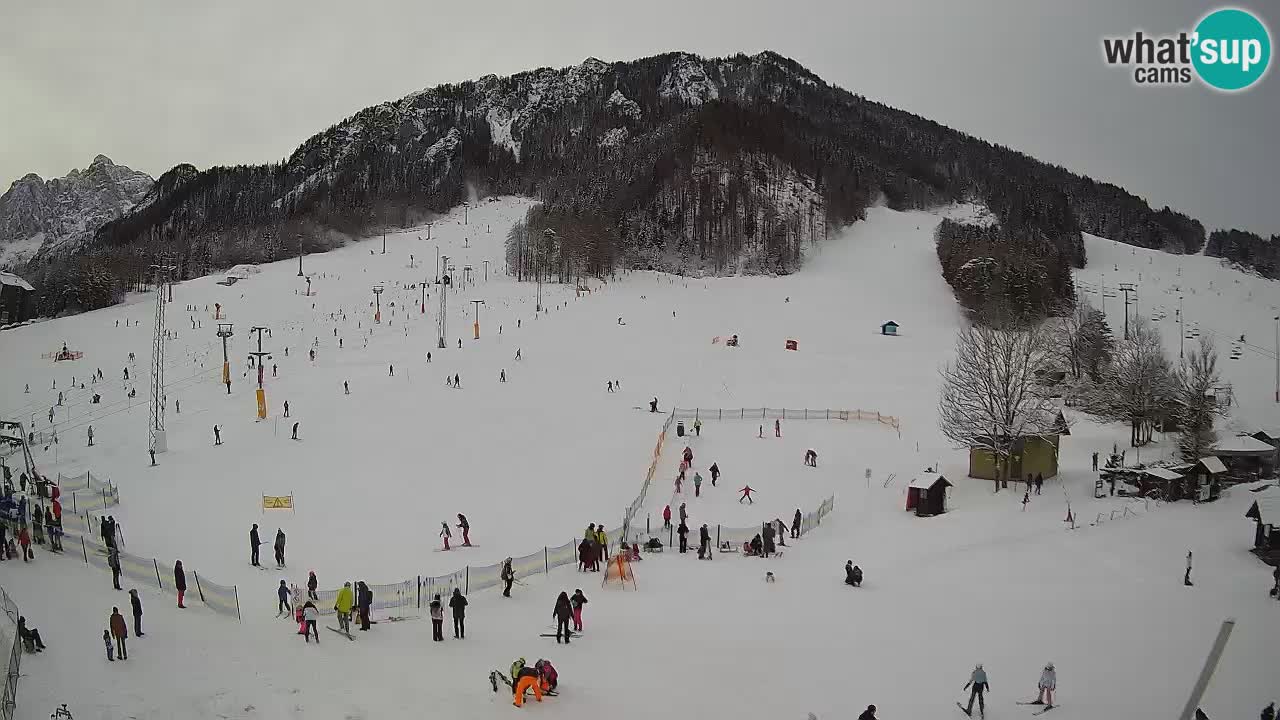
[148,257,176,452]
[437,255,449,348]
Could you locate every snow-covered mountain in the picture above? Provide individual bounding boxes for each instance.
[0,155,152,267]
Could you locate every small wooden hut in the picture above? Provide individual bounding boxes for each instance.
[905,473,951,517]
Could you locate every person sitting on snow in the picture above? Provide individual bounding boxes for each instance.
[535,659,558,693]
[747,533,763,557]
[513,659,543,707]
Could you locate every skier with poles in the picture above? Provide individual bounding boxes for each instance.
[277,580,293,617]
[334,582,354,634]
[501,557,515,597]
[552,591,573,644]
[457,513,471,547]
[960,664,990,717]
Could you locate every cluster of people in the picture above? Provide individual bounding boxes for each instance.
[508,657,559,707]
[578,523,611,571]
[438,513,472,550]
[428,587,469,640]
[1,478,65,562]
[958,662,1057,717]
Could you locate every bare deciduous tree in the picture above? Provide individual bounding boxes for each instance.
[939,317,1062,488]
[1091,318,1173,447]
[1173,336,1225,462]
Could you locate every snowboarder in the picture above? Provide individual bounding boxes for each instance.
[274,528,286,567]
[457,513,472,546]
[501,557,515,597]
[570,589,588,631]
[277,580,293,616]
[109,607,128,660]
[553,591,573,643]
[710,462,720,486]
[662,505,672,529]
[698,524,710,559]
[739,485,755,504]
[677,520,689,553]
[429,594,444,641]
[129,589,144,632]
[962,664,989,717]
[1185,551,1194,586]
[804,449,817,467]
[845,561,862,587]
[174,560,187,608]
[307,571,318,601]
[792,509,802,539]
[449,587,468,638]
[774,418,781,437]
[1034,662,1056,707]
[440,522,452,550]
[213,425,222,445]
[250,523,262,566]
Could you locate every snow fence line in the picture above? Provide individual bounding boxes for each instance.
[55,511,242,622]
[0,584,21,720]
[55,470,120,513]
[669,407,901,435]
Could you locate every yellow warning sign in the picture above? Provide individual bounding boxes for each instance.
[256,387,267,419]
[262,495,293,510]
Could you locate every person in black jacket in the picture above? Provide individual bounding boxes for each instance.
[249,524,262,566]
[698,524,711,559]
[449,588,468,638]
[677,521,689,553]
[570,589,588,631]
[429,594,444,641]
[501,557,515,597]
[174,560,187,608]
[108,549,122,590]
[762,523,776,557]
[845,561,863,587]
[129,589,144,636]
[552,591,573,644]
[357,582,372,630]
[307,571,318,601]
[791,509,802,538]
[858,705,877,720]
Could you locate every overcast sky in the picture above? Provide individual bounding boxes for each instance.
[1,0,1275,235]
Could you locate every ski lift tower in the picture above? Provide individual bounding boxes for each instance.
[148,256,177,454]
[437,256,450,349]
[249,326,271,419]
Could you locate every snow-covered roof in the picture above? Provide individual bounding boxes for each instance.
[1197,457,1227,474]
[0,272,33,291]
[1212,435,1278,454]
[909,472,949,489]
[1249,486,1280,525]
[1141,467,1183,481]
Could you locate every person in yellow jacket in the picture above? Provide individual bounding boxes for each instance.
[334,582,354,634]
[596,526,608,565]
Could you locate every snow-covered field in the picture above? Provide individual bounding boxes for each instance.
[0,198,1276,720]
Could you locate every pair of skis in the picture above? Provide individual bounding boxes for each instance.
[956,701,1055,717]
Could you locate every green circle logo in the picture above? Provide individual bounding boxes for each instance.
[1192,8,1271,91]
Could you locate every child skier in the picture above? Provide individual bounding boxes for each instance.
[739,485,755,504]
[961,664,989,717]
[277,580,292,616]
[570,589,588,632]
[440,522,452,550]
[104,629,114,661]
[1035,662,1056,707]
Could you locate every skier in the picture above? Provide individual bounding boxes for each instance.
[552,591,573,644]
[1091,451,1099,472]
[87,425,94,447]
[698,523,710,559]
[845,561,862,587]
[104,629,114,661]
[677,520,689,553]
[597,525,609,565]
[274,528,286,567]
[449,587,468,638]
[804,449,817,467]
[426,352,431,363]
[774,518,787,547]
[513,660,544,707]
[174,560,187,608]
[1034,662,1056,707]
[454,373,460,388]
[1185,551,1194,586]
[277,580,293,616]
[762,523,776,557]
[302,600,320,642]
[356,581,372,631]
[679,502,688,526]
[693,418,702,436]
[283,401,290,417]
[457,513,471,546]
[307,570,318,601]
[662,505,672,529]
[775,418,781,437]
[291,422,299,440]
[213,425,222,445]
[1022,491,1030,511]
[649,397,658,413]
[334,582,354,634]
[389,364,394,376]
[962,664,990,717]
[501,557,515,597]
[250,523,262,566]
[429,594,444,641]
[709,462,720,486]
[792,507,802,539]
[607,381,613,393]
[858,706,877,720]
[693,471,703,497]
[739,485,755,504]
[570,589,588,631]
[109,607,129,660]
[344,381,349,394]
[500,369,507,383]
[440,521,452,550]
[108,549,122,588]
[515,348,521,360]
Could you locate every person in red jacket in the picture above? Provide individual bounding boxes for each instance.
[739,486,755,504]
[18,525,31,561]
[662,505,672,529]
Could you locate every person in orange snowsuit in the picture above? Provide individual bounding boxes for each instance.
[513,664,543,706]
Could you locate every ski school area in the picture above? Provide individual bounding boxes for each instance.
[0,197,1277,720]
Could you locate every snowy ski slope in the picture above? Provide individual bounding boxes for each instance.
[0,198,1276,720]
